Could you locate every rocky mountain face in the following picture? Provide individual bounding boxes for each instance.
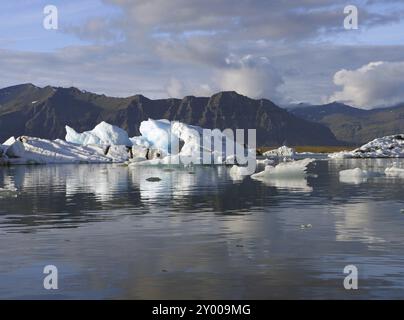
[291,102,404,145]
[0,84,340,146]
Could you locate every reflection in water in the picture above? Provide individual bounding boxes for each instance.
[0,159,404,299]
[253,176,313,192]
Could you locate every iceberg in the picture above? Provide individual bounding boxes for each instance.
[339,168,369,184]
[251,158,315,180]
[129,118,254,166]
[256,158,274,166]
[338,167,384,184]
[263,146,295,158]
[339,168,369,177]
[65,121,132,146]
[330,134,404,159]
[0,136,131,165]
[228,165,252,181]
[1,119,253,167]
[385,166,404,177]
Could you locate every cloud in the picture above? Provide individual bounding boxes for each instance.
[166,77,184,98]
[329,61,404,108]
[63,17,121,43]
[101,0,402,42]
[217,54,283,99]
[2,1,404,104]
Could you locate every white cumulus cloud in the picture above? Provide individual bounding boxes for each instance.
[217,54,283,99]
[329,61,404,109]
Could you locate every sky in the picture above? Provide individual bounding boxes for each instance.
[1,0,404,108]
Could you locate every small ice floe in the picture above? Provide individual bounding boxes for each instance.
[385,166,404,178]
[252,158,315,179]
[256,158,274,166]
[229,165,251,181]
[0,186,18,198]
[251,158,315,192]
[0,136,135,165]
[339,168,371,184]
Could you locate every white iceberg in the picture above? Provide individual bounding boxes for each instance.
[251,158,315,179]
[339,168,369,184]
[263,146,295,158]
[385,166,404,177]
[1,136,131,165]
[129,118,254,166]
[338,167,383,184]
[330,134,404,159]
[256,158,274,166]
[228,165,252,181]
[65,121,132,146]
[339,168,369,178]
[1,119,254,167]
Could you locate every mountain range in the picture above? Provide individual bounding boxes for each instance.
[0,83,338,146]
[290,102,404,144]
[0,83,402,146]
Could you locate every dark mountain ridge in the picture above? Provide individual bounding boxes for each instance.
[291,101,404,144]
[0,83,340,146]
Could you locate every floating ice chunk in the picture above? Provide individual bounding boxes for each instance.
[339,168,369,177]
[229,165,251,181]
[136,119,252,166]
[0,187,18,198]
[330,134,404,159]
[263,146,295,158]
[339,168,369,184]
[339,167,384,184]
[256,158,274,166]
[65,121,132,146]
[2,136,130,164]
[251,158,315,179]
[385,166,404,177]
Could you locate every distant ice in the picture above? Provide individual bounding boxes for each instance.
[330,134,404,159]
[263,146,295,158]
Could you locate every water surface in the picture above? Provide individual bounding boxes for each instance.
[0,159,403,299]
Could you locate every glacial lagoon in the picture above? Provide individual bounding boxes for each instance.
[0,158,404,299]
